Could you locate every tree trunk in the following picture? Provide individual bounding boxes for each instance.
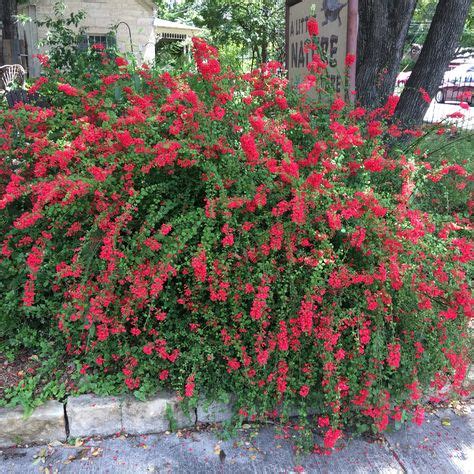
[261,35,268,64]
[1,0,19,64]
[394,0,472,128]
[356,0,417,108]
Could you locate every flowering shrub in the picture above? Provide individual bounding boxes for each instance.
[0,33,472,451]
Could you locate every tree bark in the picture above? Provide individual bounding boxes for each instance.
[356,0,417,108]
[394,0,472,128]
[1,0,19,64]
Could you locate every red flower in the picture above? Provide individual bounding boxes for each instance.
[185,374,195,397]
[412,406,425,426]
[439,307,457,320]
[227,359,241,371]
[116,130,134,148]
[331,97,345,112]
[191,249,207,282]
[324,428,342,449]
[160,224,172,236]
[299,385,310,397]
[143,344,154,355]
[115,57,128,67]
[387,343,401,369]
[240,133,259,166]
[345,53,356,67]
[29,76,48,94]
[419,88,431,104]
[318,416,330,427]
[58,83,79,96]
[307,17,319,37]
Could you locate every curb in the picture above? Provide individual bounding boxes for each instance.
[0,392,233,448]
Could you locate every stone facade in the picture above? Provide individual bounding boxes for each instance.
[18,0,156,76]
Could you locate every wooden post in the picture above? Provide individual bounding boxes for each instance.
[347,0,358,98]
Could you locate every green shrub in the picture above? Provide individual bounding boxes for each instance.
[0,32,471,452]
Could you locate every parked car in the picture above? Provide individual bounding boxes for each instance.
[435,63,474,105]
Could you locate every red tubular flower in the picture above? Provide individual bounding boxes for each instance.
[115,57,128,67]
[116,130,134,148]
[240,133,259,166]
[185,374,195,397]
[419,88,431,104]
[307,17,319,37]
[299,385,310,397]
[191,249,207,282]
[345,53,356,67]
[192,37,221,81]
[58,83,79,96]
[324,428,342,449]
[387,343,401,369]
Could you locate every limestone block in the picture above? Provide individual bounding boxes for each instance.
[67,394,122,438]
[0,401,66,447]
[122,393,171,434]
[171,399,196,430]
[197,400,234,424]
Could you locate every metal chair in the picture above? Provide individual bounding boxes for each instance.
[0,64,26,92]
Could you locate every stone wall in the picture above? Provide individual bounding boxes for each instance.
[18,0,156,76]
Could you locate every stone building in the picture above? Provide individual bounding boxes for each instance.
[13,0,200,76]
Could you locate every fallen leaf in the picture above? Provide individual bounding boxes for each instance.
[91,447,103,456]
[441,418,451,426]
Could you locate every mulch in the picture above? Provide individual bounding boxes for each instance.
[0,349,40,400]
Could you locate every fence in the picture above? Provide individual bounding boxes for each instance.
[423,76,473,131]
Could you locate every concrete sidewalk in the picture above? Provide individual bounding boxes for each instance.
[1,404,472,473]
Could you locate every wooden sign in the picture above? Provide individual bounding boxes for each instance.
[286,0,358,96]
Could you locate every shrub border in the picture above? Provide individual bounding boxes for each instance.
[0,369,472,448]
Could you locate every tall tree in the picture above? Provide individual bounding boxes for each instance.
[177,0,285,67]
[355,0,417,109]
[394,0,472,127]
[1,0,20,64]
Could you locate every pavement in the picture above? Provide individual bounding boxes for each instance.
[0,404,472,473]
[424,100,474,130]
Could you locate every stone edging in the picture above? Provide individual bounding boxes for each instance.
[0,393,233,447]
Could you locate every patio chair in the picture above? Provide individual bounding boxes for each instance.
[0,64,26,92]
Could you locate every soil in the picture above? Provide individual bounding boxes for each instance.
[0,349,40,399]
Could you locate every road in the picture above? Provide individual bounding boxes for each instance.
[424,100,474,130]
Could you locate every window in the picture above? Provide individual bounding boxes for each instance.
[77,33,116,52]
[88,34,115,48]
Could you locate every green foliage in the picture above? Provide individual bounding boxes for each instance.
[412,131,473,216]
[0,13,472,451]
[35,1,88,72]
[161,0,285,69]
